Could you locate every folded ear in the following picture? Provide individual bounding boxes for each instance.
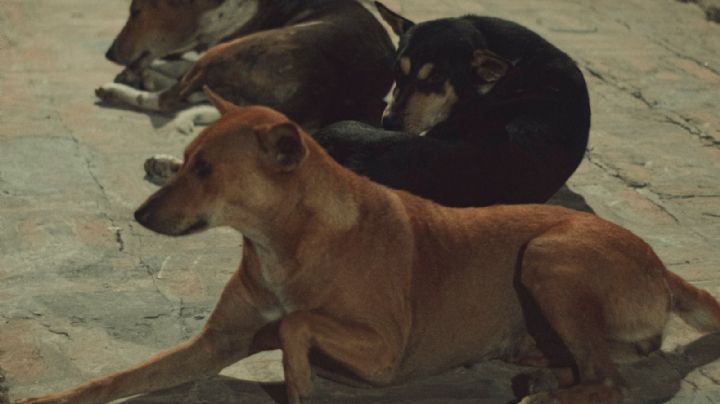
[257,122,308,172]
[203,85,237,115]
[375,1,415,36]
[471,49,511,83]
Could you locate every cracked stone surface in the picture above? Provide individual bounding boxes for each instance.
[1,0,719,403]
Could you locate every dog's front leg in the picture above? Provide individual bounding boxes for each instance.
[278,311,401,404]
[95,82,165,112]
[18,271,269,404]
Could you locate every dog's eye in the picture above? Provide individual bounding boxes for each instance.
[194,159,213,178]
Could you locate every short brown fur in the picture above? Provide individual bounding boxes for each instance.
[19,99,720,404]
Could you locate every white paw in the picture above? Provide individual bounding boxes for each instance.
[95,82,161,111]
[171,116,196,135]
[144,154,183,186]
[170,105,220,135]
[95,82,125,105]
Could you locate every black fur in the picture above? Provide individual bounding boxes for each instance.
[313,16,591,207]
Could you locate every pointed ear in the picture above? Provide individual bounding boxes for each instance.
[203,85,237,115]
[375,2,415,36]
[257,122,308,172]
[471,49,510,83]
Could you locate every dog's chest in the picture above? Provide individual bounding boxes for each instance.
[256,253,296,321]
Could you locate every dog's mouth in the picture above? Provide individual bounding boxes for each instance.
[179,217,209,236]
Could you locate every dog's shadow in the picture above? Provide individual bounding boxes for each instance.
[120,333,720,404]
[546,184,594,213]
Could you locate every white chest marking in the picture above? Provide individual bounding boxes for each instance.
[255,245,296,321]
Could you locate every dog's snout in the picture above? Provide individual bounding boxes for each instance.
[382,114,402,131]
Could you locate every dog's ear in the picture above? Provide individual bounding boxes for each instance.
[203,86,237,115]
[375,2,415,36]
[257,122,308,172]
[471,49,510,83]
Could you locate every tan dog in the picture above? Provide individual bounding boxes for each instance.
[18,91,720,404]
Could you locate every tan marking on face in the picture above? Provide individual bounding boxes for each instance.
[399,57,411,76]
[417,63,434,80]
[401,80,459,133]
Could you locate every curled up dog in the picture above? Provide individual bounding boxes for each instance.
[314,2,592,207]
[17,90,720,404]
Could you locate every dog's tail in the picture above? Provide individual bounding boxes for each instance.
[668,271,720,332]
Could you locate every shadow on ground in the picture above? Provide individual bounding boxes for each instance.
[547,184,594,213]
[120,333,720,404]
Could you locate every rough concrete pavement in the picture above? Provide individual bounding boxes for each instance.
[1,0,719,403]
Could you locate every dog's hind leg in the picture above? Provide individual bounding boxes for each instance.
[519,262,625,404]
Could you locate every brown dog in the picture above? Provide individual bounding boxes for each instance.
[96,0,395,132]
[18,91,720,404]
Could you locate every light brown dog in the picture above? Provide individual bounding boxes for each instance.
[18,91,720,404]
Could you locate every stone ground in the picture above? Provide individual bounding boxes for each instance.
[0,0,719,403]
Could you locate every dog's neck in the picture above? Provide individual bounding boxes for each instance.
[233,142,366,286]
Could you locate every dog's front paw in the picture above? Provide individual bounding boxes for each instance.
[95,83,124,105]
[144,154,183,186]
[171,115,196,135]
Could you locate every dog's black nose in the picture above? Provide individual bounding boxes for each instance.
[382,114,401,131]
[134,206,150,225]
[105,44,118,63]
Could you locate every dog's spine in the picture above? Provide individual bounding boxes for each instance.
[668,271,720,332]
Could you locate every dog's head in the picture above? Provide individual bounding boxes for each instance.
[375,2,511,133]
[134,88,309,236]
[106,0,259,67]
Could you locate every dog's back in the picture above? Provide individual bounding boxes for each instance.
[169,0,395,128]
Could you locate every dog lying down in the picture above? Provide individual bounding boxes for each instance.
[314,3,592,207]
[96,0,394,132]
[19,91,720,404]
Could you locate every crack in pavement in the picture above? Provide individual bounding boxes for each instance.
[585,151,681,224]
[580,61,720,149]
[663,114,720,148]
[647,36,720,76]
[699,368,720,386]
[37,95,130,255]
[585,151,649,189]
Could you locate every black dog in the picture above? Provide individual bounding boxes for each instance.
[313,2,591,207]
